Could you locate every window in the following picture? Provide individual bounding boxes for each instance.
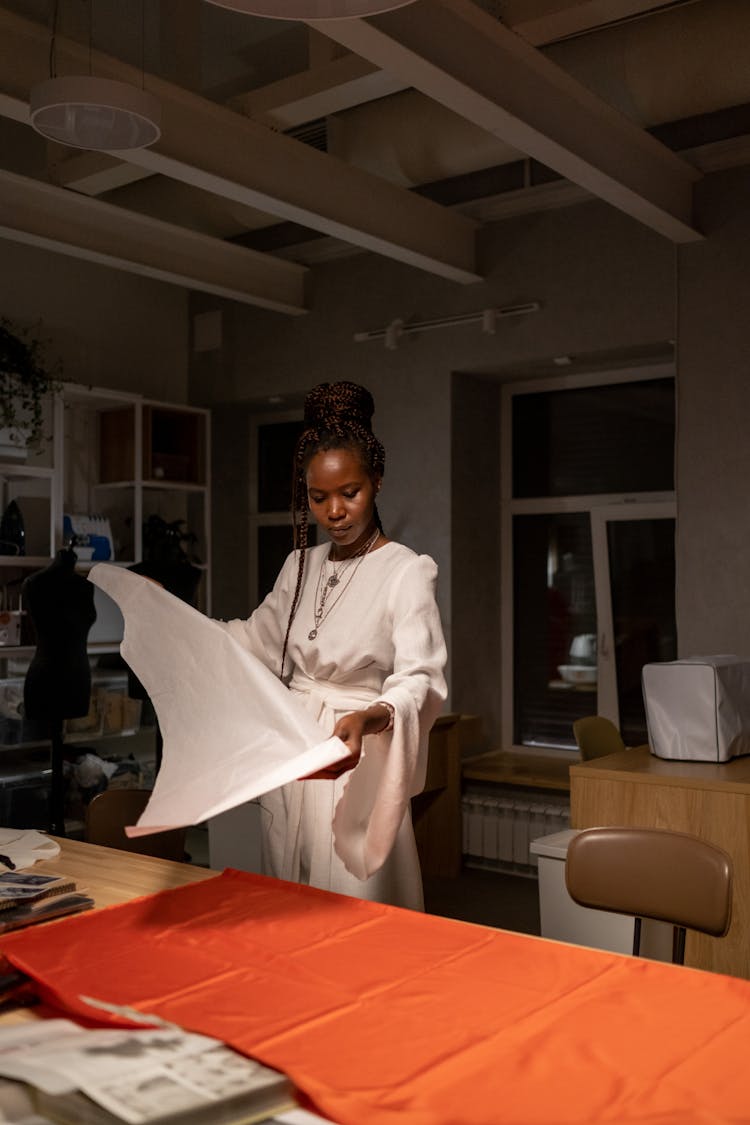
[502,368,676,751]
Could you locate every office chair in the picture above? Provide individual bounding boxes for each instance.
[572,715,626,760]
[85,788,186,862]
[565,826,732,964]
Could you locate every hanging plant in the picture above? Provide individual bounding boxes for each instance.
[0,318,63,450]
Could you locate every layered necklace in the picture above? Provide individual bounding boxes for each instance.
[308,528,380,641]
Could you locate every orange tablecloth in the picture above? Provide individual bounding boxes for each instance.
[3,869,750,1124]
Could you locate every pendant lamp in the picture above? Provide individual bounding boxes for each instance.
[29,76,161,151]
[204,0,418,19]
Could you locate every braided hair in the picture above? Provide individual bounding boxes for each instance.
[280,381,386,679]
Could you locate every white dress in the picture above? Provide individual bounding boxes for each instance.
[222,541,447,910]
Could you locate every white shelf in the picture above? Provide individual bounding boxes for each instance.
[0,557,52,569]
[86,641,124,654]
[142,480,207,493]
[0,644,36,658]
[0,465,55,481]
[63,728,140,744]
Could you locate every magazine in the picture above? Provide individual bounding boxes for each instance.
[0,1021,295,1125]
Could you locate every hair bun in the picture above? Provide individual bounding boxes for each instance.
[304,381,374,431]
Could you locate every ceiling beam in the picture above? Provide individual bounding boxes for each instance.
[228,52,407,130]
[0,7,479,284]
[504,0,693,45]
[49,150,154,196]
[316,0,702,243]
[0,169,309,314]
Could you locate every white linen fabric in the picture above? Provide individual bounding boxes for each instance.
[221,541,447,909]
[87,565,350,833]
[0,829,60,870]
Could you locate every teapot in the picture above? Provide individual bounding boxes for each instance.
[569,633,596,664]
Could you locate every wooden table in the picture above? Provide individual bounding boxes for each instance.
[25,836,217,909]
[412,713,463,877]
[4,857,750,1125]
[0,839,217,1026]
[570,745,750,979]
[463,748,572,792]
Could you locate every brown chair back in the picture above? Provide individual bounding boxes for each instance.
[566,826,732,962]
[85,789,186,862]
[572,715,626,760]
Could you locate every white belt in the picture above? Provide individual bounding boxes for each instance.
[289,673,378,722]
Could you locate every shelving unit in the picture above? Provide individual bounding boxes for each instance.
[0,383,211,829]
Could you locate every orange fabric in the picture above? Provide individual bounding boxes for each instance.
[3,869,750,1124]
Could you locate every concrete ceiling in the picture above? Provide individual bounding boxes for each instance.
[0,0,748,313]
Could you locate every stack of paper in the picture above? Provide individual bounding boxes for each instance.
[0,1020,294,1125]
[0,872,93,934]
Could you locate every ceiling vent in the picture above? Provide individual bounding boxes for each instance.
[286,118,328,153]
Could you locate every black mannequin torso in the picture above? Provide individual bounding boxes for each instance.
[23,549,97,720]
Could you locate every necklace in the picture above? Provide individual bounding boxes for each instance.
[308,529,379,641]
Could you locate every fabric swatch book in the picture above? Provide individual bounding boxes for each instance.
[0,891,95,934]
[0,872,93,931]
[0,871,76,908]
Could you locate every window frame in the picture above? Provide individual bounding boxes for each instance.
[500,363,676,754]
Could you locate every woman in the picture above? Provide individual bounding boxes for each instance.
[222,381,447,909]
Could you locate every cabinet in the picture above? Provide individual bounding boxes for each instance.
[0,383,211,829]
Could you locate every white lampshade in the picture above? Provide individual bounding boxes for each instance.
[29,76,161,151]
[204,0,417,19]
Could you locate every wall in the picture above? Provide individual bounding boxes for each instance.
[1,239,189,401]
[193,196,675,742]
[676,165,750,656]
[451,374,502,742]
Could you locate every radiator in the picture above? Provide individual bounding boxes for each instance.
[462,791,570,875]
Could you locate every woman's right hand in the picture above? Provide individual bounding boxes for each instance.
[301,703,391,780]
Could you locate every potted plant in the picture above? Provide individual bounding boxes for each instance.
[0,318,63,456]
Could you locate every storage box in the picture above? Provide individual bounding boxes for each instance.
[643,656,750,762]
[0,680,48,746]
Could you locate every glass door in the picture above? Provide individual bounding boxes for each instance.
[592,503,676,745]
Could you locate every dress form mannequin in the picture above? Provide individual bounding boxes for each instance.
[23,548,97,834]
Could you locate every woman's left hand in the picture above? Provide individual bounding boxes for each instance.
[301,704,390,780]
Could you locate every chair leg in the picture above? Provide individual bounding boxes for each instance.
[632,916,642,956]
[672,926,686,965]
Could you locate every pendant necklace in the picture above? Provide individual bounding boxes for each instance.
[309,528,379,641]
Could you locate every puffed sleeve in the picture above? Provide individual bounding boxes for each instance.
[332,553,448,881]
[217,550,299,676]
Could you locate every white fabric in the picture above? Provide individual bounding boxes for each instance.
[0,829,60,870]
[644,655,750,762]
[221,541,447,908]
[87,565,351,833]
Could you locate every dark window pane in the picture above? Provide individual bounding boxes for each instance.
[514,513,597,749]
[258,420,304,513]
[608,518,677,746]
[257,523,316,603]
[513,378,675,498]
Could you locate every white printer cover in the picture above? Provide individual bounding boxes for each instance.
[643,656,750,762]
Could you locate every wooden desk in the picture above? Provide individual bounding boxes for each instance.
[412,713,463,877]
[0,840,217,1029]
[4,859,750,1125]
[26,836,217,909]
[570,746,750,979]
[463,748,572,792]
